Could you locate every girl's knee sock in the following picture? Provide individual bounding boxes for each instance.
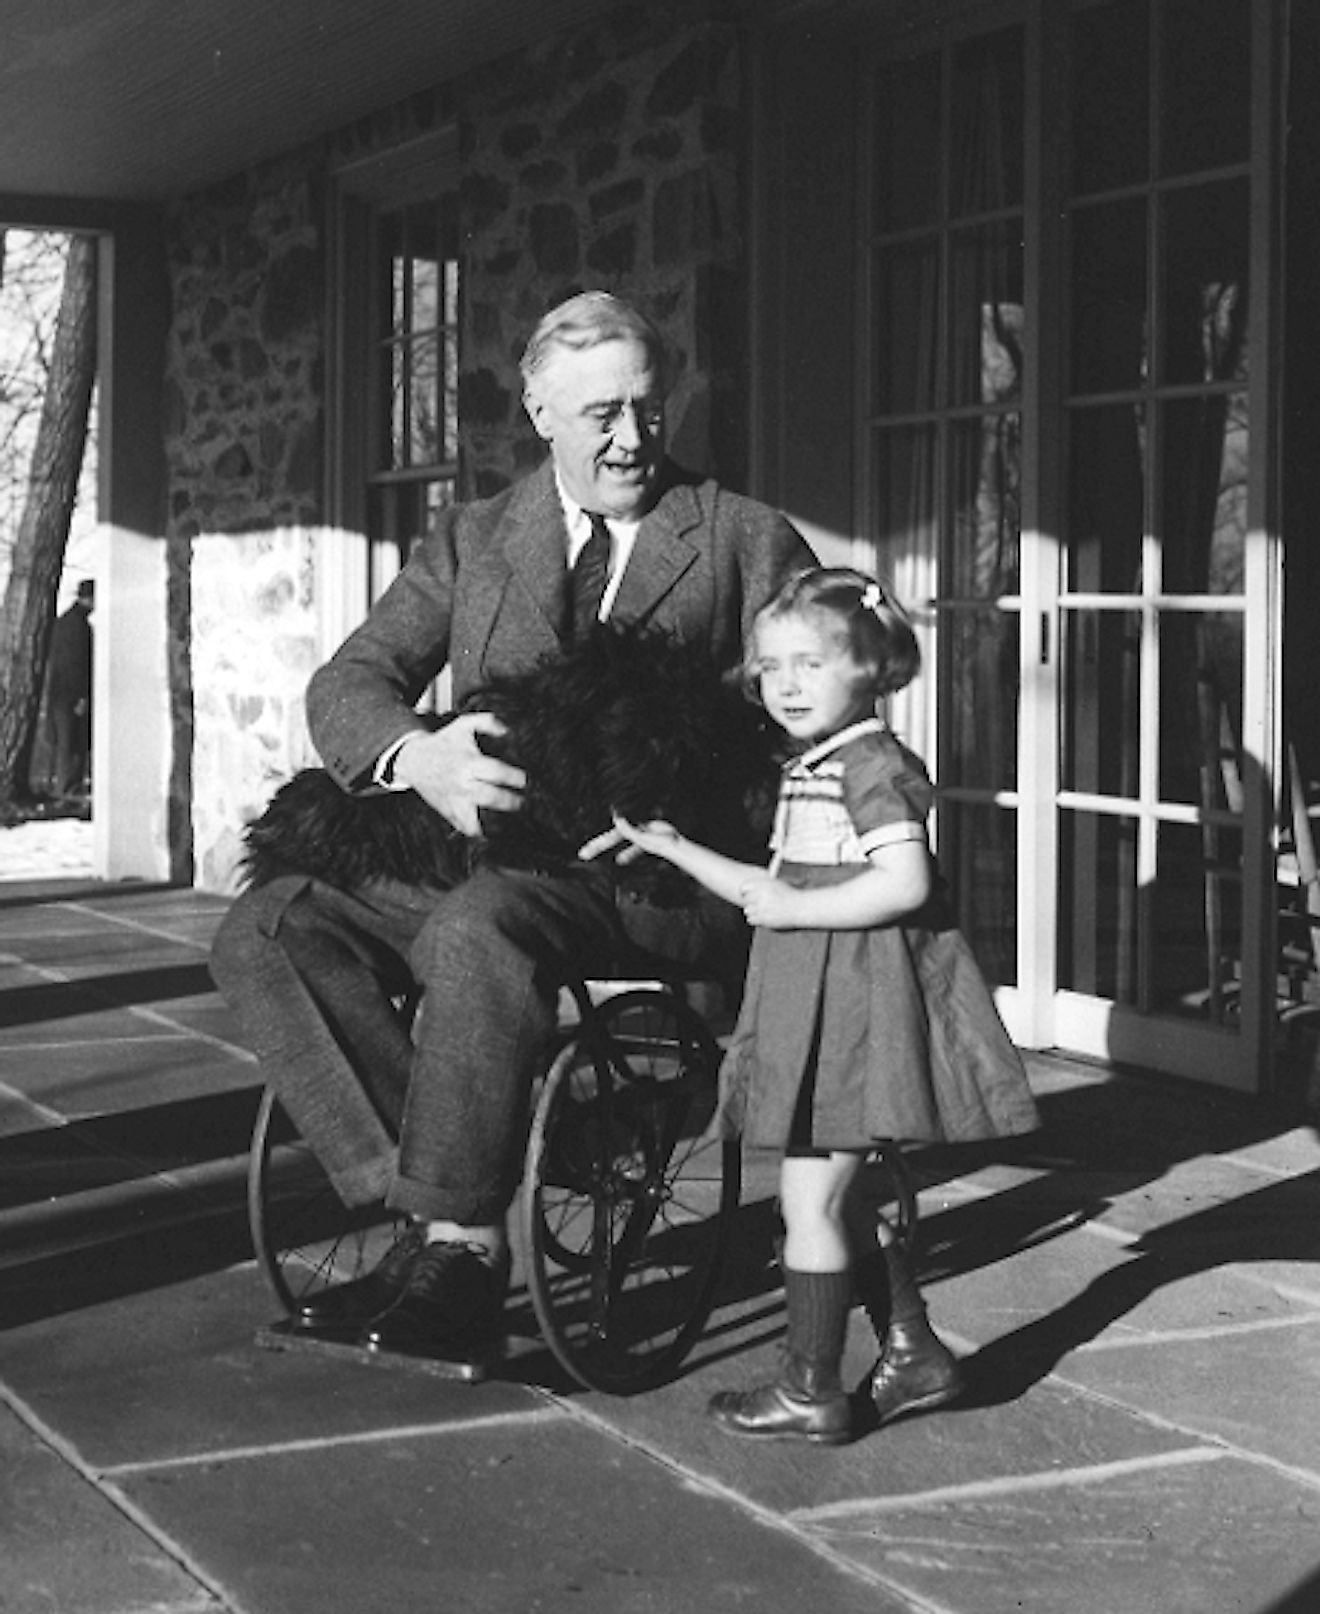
[782,1266,854,1389]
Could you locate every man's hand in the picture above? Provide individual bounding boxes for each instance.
[393,714,525,837]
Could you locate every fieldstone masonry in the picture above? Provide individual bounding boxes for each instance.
[169,1,751,891]
[457,4,746,495]
[165,155,326,891]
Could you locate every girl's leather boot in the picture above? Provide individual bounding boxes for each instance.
[869,1238,965,1426]
[870,1315,965,1425]
[707,1267,852,1445]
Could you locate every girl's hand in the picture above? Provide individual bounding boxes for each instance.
[578,822,631,862]
[739,874,801,929]
[609,813,683,860]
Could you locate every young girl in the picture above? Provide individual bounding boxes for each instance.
[612,567,1039,1445]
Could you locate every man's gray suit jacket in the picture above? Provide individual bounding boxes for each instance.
[307,458,816,790]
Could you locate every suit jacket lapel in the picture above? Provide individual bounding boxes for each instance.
[611,476,701,625]
[501,463,568,635]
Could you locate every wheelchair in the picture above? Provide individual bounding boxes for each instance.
[249,965,743,1394]
[247,964,921,1395]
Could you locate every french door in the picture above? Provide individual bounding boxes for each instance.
[865,0,1283,1091]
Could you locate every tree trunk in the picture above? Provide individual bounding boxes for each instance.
[0,235,97,818]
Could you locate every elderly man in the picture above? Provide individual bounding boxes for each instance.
[211,291,814,1366]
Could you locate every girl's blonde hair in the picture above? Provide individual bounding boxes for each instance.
[745,567,920,702]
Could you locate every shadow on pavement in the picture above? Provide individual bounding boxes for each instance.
[0,963,219,1028]
[961,1168,1320,1408]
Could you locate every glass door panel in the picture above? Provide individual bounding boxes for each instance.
[949,225,1023,407]
[1058,808,1138,1003]
[872,52,942,229]
[868,23,1024,992]
[1059,605,1143,802]
[871,240,939,416]
[1052,0,1263,1085]
[1160,184,1249,387]
[944,798,1018,988]
[862,1,1277,1088]
[1157,0,1251,178]
[1071,0,1149,192]
[1070,201,1147,394]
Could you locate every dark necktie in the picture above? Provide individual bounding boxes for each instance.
[569,512,611,637]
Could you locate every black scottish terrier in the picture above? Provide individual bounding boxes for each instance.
[241,624,778,905]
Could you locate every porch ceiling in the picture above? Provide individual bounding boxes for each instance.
[0,0,627,213]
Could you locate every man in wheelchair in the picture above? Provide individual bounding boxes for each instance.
[211,291,813,1370]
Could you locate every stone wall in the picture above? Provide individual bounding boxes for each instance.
[456,1,747,495]
[164,153,326,890]
[170,1,753,891]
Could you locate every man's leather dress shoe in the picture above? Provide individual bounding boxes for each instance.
[362,1239,509,1362]
[290,1225,425,1338]
[870,1317,966,1426]
[707,1357,851,1445]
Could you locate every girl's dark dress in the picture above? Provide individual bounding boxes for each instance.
[716,717,1040,1151]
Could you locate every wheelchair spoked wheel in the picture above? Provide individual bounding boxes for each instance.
[868,1139,920,1261]
[248,1087,407,1317]
[521,987,741,1394]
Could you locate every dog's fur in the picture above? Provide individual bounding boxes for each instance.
[241,624,779,903]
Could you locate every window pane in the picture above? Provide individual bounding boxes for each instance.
[872,238,939,415]
[942,799,1018,988]
[1071,0,1149,195]
[442,328,459,462]
[874,52,942,230]
[949,224,1023,407]
[389,342,407,469]
[1067,404,1145,592]
[1058,808,1139,1002]
[409,333,439,465]
[443,258,459,325]
[412,252,438,333]
[1070,198,1147,395]
[1159,181,1249,388]
[376,195,458,479]
[950,26,1024,215]
[1159,0,1251,178]
[1061,608,1141,801]
[1152,820,1238,1024]
[1159,608,1243,808]
[941,604,1019,793]
[872,425,938,549]
[1159,392,1248,596]
[949,415,1020,596]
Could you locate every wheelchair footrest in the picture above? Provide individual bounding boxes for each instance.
[255,1318,493,1383]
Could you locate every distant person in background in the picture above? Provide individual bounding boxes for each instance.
[43,578,94,804]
